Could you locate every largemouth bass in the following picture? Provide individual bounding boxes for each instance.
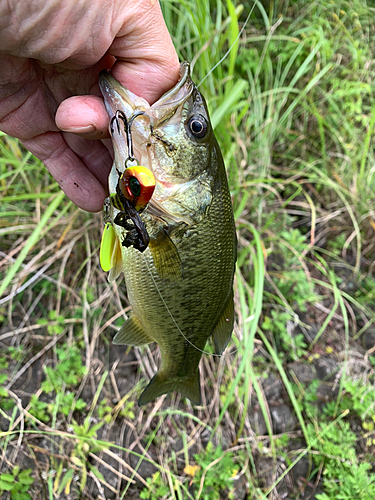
[99,62,237,405]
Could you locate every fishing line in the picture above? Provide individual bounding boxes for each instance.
[143,253,239,358]
[198,1,257,88]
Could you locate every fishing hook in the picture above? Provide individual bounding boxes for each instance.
[110,110,145,167]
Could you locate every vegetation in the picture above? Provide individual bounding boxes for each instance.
[1,0,375,498]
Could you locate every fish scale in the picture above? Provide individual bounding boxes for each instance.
[99,62,236,405]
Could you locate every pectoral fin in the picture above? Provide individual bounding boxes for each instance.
[108,234,123,282]
[138,370,201,406]
[149,229,182,280]
[113,314,154,346]
[211,292,234,355]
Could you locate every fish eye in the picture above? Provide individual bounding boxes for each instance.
[188,115,208,138]
[129,177,141,197]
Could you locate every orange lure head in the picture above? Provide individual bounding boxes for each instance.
[118,166,156,211]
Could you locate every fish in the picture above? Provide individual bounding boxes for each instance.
[98,62,237,405]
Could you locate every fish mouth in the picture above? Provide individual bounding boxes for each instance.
[98,63,194,179]
[99,63,195,223]
[98,62,193,128]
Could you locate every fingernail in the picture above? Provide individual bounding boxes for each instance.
[60,125,96,134]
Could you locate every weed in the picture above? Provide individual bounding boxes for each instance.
[139,472,169,500]
[309,420,375,500]
[193,443,239,500]
[96,398,114,424]
[262,310,308,361]
[0,357,13,411]
[96,397,136,423]
[7,345,25,362]
[270,228,318,312]
[42,345,87,393]
[0,466,34,500]
[28,396,49,422]
[341,379,375,420]
[28,345,87,423]
[59,417,107,494]
[37,310,65,335]
[275,433,290,449]
[293,378,321,421]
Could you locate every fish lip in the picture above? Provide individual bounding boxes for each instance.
[150,61,192,109]
[149,62,194,127]
[98,70,149,120]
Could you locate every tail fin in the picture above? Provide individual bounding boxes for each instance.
[138,371,201,406]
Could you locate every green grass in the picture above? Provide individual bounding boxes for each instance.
[1,0,375,498]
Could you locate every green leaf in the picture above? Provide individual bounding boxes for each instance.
[13,493,32,500]
[0,480,14,490]
[88,464,104,481]
[18,470,34,485]
[0,358,8,369]
[57,469,74,496]
[48,310,57,320]
[0,387,8,397]
[211,79,248,129]
[0,474,15,483]
[74,398,87,411]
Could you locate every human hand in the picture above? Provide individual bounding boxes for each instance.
[0,0,180,211]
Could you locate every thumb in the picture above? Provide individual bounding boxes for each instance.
[109,0,180,104]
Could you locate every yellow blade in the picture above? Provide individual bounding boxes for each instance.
[100,223,116,272]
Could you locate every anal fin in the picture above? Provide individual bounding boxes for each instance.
[113,314,153,346]
[149,229,182,280]
[211,292,234,355]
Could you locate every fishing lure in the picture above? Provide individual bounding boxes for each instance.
[99,165,156,271]
[113,166,156,213]
[110,165,155,252]
[100,110,156,271]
